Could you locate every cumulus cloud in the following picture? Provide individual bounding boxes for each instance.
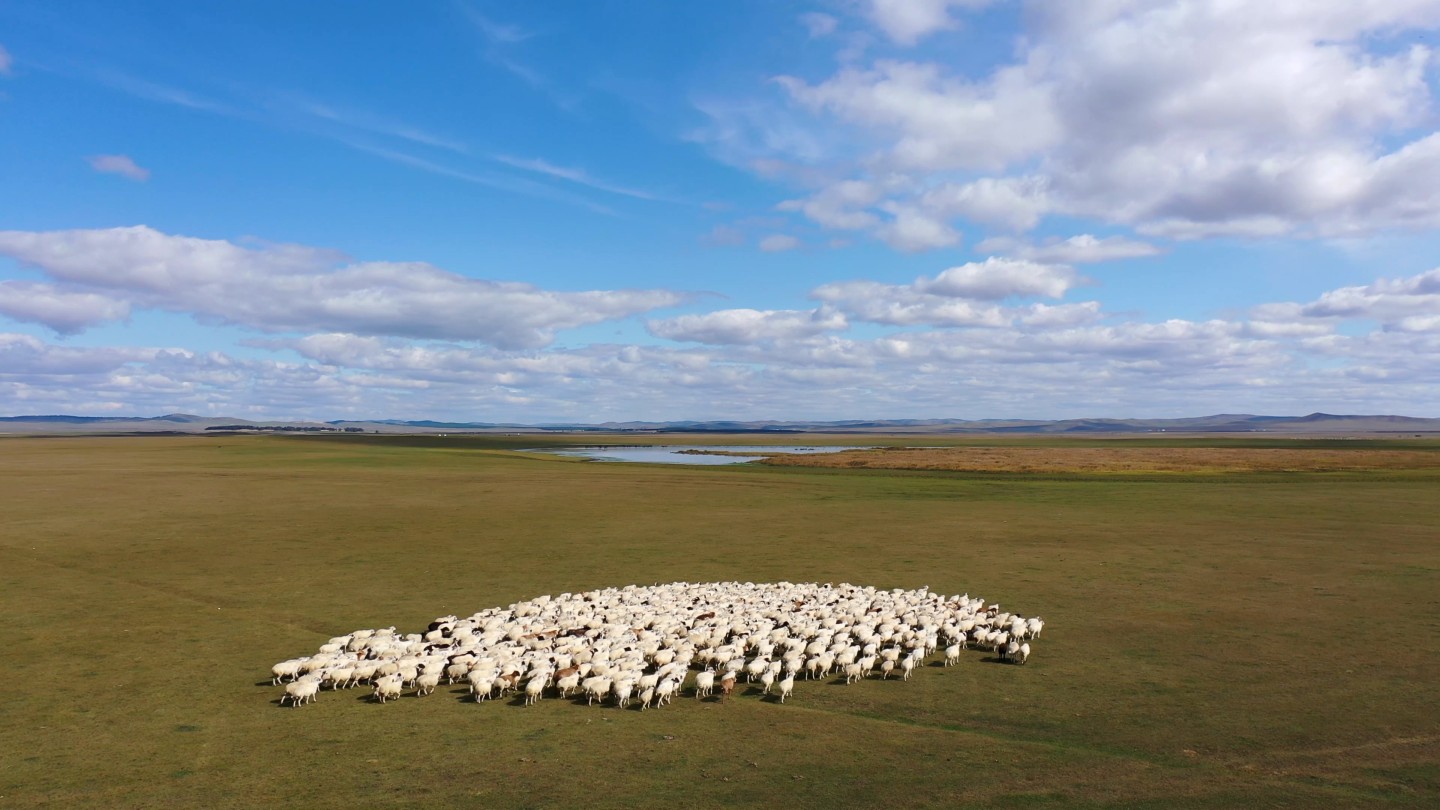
[875,204,961,251]
[776,60,1059,173]
[0,332,155,376]
[918,258,1079,300]
[811,258,1080,327]
[757,1,1440,248]
[6,260,1440,419]
[0,282,131,334]
[917,177,1052,233]
[87,154,151,181]
[1298,267,1440,322]
[1391,314,1440,333]
[866,0,996,45]
[1017,301,1104,329]
[812,280,1008,327]
[0,226,683,349]
[647,307,847,345]
[976,234,1163,264]
[779,180,884,231]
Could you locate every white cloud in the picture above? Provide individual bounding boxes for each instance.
[976,234,1162,264]
[0,282,131,334]
[917,177,1052,233]
[918,258,1079,300]
[866,0,996,45]
[0,226,684,349]
[776,59,1060,173]
[689,97,836,169]
[1298,267,1440,322]
[1018,301,1103,329]
[5,262,1440,419]
[0,332,154,376]
[781,180,884,231]
[875,204,961,251]
[750,1,1440,248]
[1242,320,1334,338]
[759,234,803,252]
[800,12,839,38]
[0,44,12,76]
[648,307,847,345]
[1392,314,1440,333]
[810,258,1079,327]
[811,280,1010,327]
[86,154,151,181]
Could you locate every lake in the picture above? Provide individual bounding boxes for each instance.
[529,445,870,465]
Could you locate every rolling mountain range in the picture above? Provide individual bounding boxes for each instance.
[2,412,1438,435]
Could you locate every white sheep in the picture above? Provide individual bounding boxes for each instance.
[777,674,794,703]
[415,671,442,696]
[582,676,611,706]
[654,677,678,707]
[269,581,1042,714]
[372,674,402,704]
[524,676,546,706]
[282,675,321,707]
[759,669,776,694]
[694,670,715,698]
[556,672,581,698]
[271,658,307,684]
[900,653,919,680]
[612,678,635,708]
[1002,640,1020,662]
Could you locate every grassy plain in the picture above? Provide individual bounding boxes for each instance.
[1,433,1437,808]
[758,444,1440,474]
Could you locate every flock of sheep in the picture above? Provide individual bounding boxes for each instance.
[270,581,1043,709]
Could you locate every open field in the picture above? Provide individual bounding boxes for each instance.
[757,445,1440,474]
[2,434,1438,808]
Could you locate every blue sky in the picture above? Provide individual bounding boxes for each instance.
[2,0,1439,421]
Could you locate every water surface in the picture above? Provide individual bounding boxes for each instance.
[530,445,869,465]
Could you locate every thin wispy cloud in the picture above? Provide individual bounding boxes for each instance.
[455,2,578,111]
[351,143,616,215]
[457,5,532,44]
[79,62,466,158]
[296,100,467,153]
[800,13,839,39]
[493,155,670,202]
[0,44,13,76]
[87,154,150,181]
[96,69,240,117]
[66,57,610,214]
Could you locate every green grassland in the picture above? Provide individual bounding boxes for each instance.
[1,434,1437,808]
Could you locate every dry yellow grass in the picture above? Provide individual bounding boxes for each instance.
[759,445,1440,474]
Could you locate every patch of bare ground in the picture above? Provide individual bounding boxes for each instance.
[760,446,1440,473]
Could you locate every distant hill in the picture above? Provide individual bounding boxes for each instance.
[2,412,1438,435]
